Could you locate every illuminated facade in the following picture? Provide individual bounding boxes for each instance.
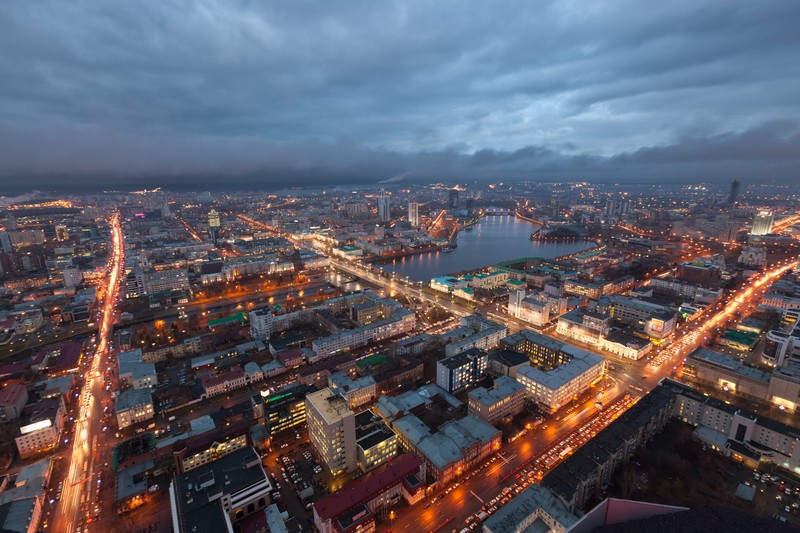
[15,396,65,459]
[306,388,357,475]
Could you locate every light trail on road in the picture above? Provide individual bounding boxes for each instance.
[52,215,124,533]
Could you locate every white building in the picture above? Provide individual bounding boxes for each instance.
[15,397,66,459]
[468,376,526,425]
[750,210,774,236]
[515,348,605,412]
[62,266,82,288]
[249,309,274,340]
[408,202,420,228]
[377,191,391,222]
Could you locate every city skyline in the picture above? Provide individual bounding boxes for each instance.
[0,1,799,186]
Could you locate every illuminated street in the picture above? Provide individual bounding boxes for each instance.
[51,215,125,533]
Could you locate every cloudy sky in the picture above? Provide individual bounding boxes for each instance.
[1,0,799,188]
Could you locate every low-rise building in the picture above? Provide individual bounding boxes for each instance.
[483,484,580,533]
[515,348,605,412]
[15,396,66,459]
[393,413,501,483]
[556,309,610,345]
[329,372,377,410]
[201,367,248,399]
[115,389,154,429]
[467,376,525,425]
[168,447,272,533]
[0,382,28,422]
[117,348,157,389]
[488,349,530,378]
[312,453,425,533]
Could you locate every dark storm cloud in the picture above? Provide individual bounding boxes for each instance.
[0,0,798,186]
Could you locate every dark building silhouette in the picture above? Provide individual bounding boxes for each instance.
[728,180,740,206]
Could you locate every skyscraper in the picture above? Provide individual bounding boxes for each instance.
[408,201,420,228]
[751,210,774,236]
[728,179,741,206]
[377,190,390,222]
[208,209,220,244]
[448,189,460,208]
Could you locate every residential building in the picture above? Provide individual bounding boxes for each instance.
[377,190,390,222]
[249,309,273,340]
[408,202,420,228]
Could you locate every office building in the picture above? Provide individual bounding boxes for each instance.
[515,349,605,412]
[168,447,272,533]
[728,179,740,206]
[306,388,357,475]
[393,413,501,483]
[115,389,154,429]
[252,384,314,438]
[62,266,82,288]
[444,314,507,357]
[436,348,488,393]
[556,309,611,345]
[377,190,390,222]
[448,188,459,208]
[501,330,575,370]
[676,260,722,287]
[329,372,377,410]
[468,376,526,425]
[15,397,66,459]
[750,210,774,236]
[408,201,420,228]
[597,294,677,341]
[355,410,397,473]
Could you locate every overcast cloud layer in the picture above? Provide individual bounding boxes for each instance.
[0,0,799,188]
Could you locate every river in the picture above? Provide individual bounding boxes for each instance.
[379,215,592,280]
